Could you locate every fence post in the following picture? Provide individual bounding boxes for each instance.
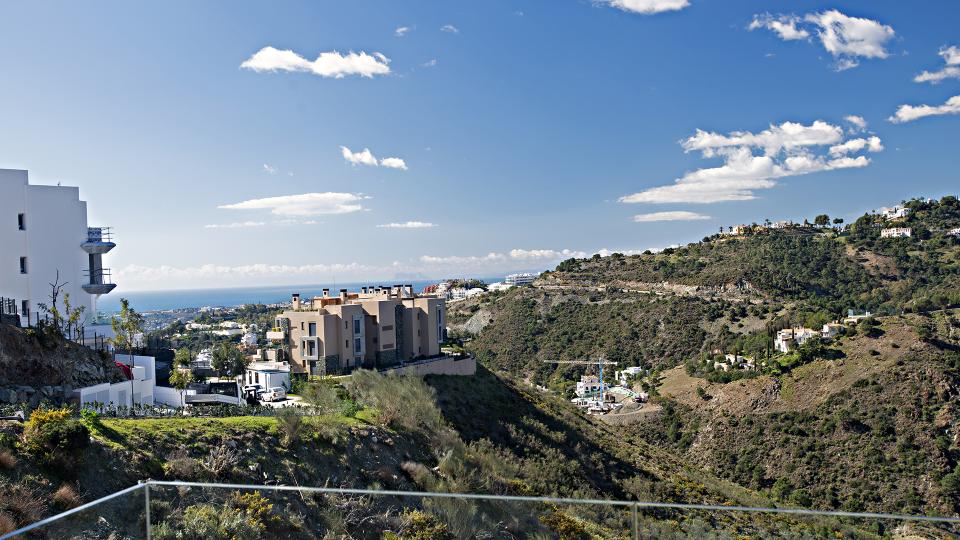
[632,502,638,540]
[144,480,152,540]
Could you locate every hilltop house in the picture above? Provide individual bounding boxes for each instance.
[947,228,960,237]
[843,310,873,325]
[880,205,910,220]
[724,354,756,371]
[575,375,606,398]
[615,366,644,386]
[881,227,912,238]
[775,327,820,353]
[821,322,844,340]
[272,286,446,376]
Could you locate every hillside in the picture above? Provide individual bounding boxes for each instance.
[0,366,894,538]
[639,313,960,515]
[447,196,960,524]
[0,323,125,405]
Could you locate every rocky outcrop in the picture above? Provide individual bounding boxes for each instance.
[0,323,125,404]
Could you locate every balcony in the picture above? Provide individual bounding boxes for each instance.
[82,268,117,295]
[81,227,116,254]
[266,328,286,342]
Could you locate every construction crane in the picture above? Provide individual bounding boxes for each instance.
[543,355,618,412]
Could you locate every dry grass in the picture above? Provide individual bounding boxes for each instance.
[0,450,16,470]
[0,484,46,531]
[52,484,81,510]
[0,512,16,535]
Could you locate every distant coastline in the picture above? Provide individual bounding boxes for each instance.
[97,276,504,313]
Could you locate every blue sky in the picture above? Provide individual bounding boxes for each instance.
[1,1,957,290]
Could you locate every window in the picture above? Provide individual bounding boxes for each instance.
[308,322,316,336]
[21,301,29,317]
[354,337,362,353]
[382,324,393,331]
[301,321,304,330]
[345,339,349,348]
[353,318,361,335]
[19,257,27,274]
[17,213,25,230]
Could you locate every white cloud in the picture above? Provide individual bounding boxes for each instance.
[218,192,368,216]
[204,221,266,229]
[262,163,277,175]
[340,146,379,167]
[914,46,960,84]
[394,26,410,37]
[440,24,459,33]
[844,115,868,131]
[379,157,408,170]
[240,46,391,78]
[748,14,809,41]
[421,59,438,68]
[605,0,690,15]
[806,10,894,61]
[377,221,437,229]
[828,136,883,156]
[632,211,711,222]
[620,119,880,204]
[341,146,407,170]
[942,45,960,66]
[889,95,960,124]
[509,248,587,260]
[116,262,379,287]
[749,9,894,70]
[419,253,505,265]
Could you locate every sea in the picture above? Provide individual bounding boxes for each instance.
[97,277,501,313]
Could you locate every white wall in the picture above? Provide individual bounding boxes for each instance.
[0,168,107,326]
[73,355,156,407]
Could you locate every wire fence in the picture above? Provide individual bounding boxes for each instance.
[1,480,958,539]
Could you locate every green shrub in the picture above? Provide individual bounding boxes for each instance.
[19,407,89,474]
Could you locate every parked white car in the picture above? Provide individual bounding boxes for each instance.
[261,386,287,402]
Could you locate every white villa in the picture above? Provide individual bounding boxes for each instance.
[244,361,291,392]
[575,375,607,398]
[615,366,644,386]
[880,206,910,220]
[881,227,912,238]
[72,355,156,408]
[775,327,820,353]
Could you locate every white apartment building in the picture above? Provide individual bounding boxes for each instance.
[0,169,116,326]
[880,227,912,238]
[505,272,537,286]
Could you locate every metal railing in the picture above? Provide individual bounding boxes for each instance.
[2,480,958,539]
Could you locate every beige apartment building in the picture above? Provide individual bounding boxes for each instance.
[271,285,446,376]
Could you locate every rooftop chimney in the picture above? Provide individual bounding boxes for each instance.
[291,293,301,310]
[406,284,414,297]
[322,288,330,298]
[340,288,348,302]
[361,286,368,294]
